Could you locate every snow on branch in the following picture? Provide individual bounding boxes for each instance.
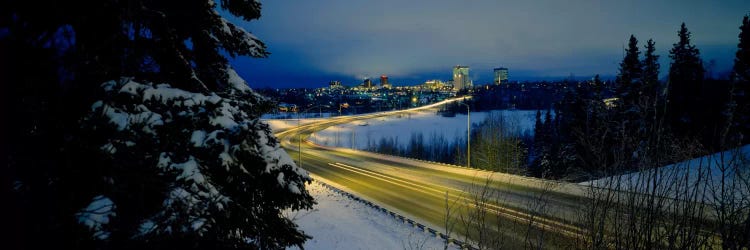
[86,76,311,239]
[76,195,116,240]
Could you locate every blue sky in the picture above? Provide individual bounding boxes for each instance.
[227,0,750,88]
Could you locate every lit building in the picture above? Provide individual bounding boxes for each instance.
[329,80,343,90]
[452,65,471,90]
[380,75,391,89]
[493,67,509,85]
[423,79,445,90]
[362,78,373,88]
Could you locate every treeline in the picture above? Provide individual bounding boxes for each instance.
[371,17,750,183]
[471,80,617,111]
[528,20,750,181]
[367,132,464,164]
[440,18,750,249]
[366,113,532,173]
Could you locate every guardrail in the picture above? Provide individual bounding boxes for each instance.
[313,179,479,250]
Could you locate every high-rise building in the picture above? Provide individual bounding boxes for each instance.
[452,65,471,90]
[494,67,509,85]
[362,78,372,88]
[380,75,392,89]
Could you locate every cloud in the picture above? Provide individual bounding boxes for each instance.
[230,0,750,87]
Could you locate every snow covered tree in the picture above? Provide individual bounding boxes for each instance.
[3,1,314,249]
[667,23,705,137]
[82,76,314,249]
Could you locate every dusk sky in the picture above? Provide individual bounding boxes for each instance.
[227,1,750,89]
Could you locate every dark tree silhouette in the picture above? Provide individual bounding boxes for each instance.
[617,35,643,107]
[2,1,314,250]
[667,23,705,137]
[730,14,750,145]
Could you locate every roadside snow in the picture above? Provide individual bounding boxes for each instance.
[263,118,323,132]
[289,181,457,250]
[580,145,750,203]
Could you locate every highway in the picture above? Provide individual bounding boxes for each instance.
[273,98,588,248]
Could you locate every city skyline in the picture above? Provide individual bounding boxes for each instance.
[228,0,750,88]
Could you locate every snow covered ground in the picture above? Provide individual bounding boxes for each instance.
[307,109,537,150]
[264,119,323,132]
[262,112,337,120]
[288,180,457,250]
[580,145,750,203]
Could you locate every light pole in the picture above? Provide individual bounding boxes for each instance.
[296,110,302,168]
[458,101,470,168]
[296,105,325,168]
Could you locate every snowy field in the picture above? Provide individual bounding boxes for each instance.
[306,109,537,150]
[288,180,457,250]
[262,112,337,120]
[264,119,323,132]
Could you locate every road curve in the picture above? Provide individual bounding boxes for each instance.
[273,98,588,247]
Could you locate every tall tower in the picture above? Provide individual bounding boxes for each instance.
[493,67,509,85]
[452,65,470,90]
[380,75,388,86]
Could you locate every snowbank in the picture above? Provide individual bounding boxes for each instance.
[289,181,458,250]
[264,119,323,132]
[580,145,750,203]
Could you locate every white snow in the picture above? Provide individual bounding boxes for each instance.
[263,118,322,132]
[138,220,156,235]
[76,195,116,240]
[102,104,130,131]
[262,112,337,120]
[89,75,318,242]
[171,157,205,184]
[306,109,537,150]
[226,67,252,93]
[210,114,239,129]
[219,152,234,168]
[277,172,286,186]
[119,80,142,95]
[190,130,207,147]
[219,17,233,34]
[235,26,265,57]
[289,181,458,250]
[91,100,103,111]
[100,143,116,154]
[580,145,750,203]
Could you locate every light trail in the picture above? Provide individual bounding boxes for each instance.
[273,97,590,247]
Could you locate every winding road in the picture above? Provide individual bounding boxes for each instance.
[273,98,589,248]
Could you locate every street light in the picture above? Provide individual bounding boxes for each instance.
[458,101,470,168]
